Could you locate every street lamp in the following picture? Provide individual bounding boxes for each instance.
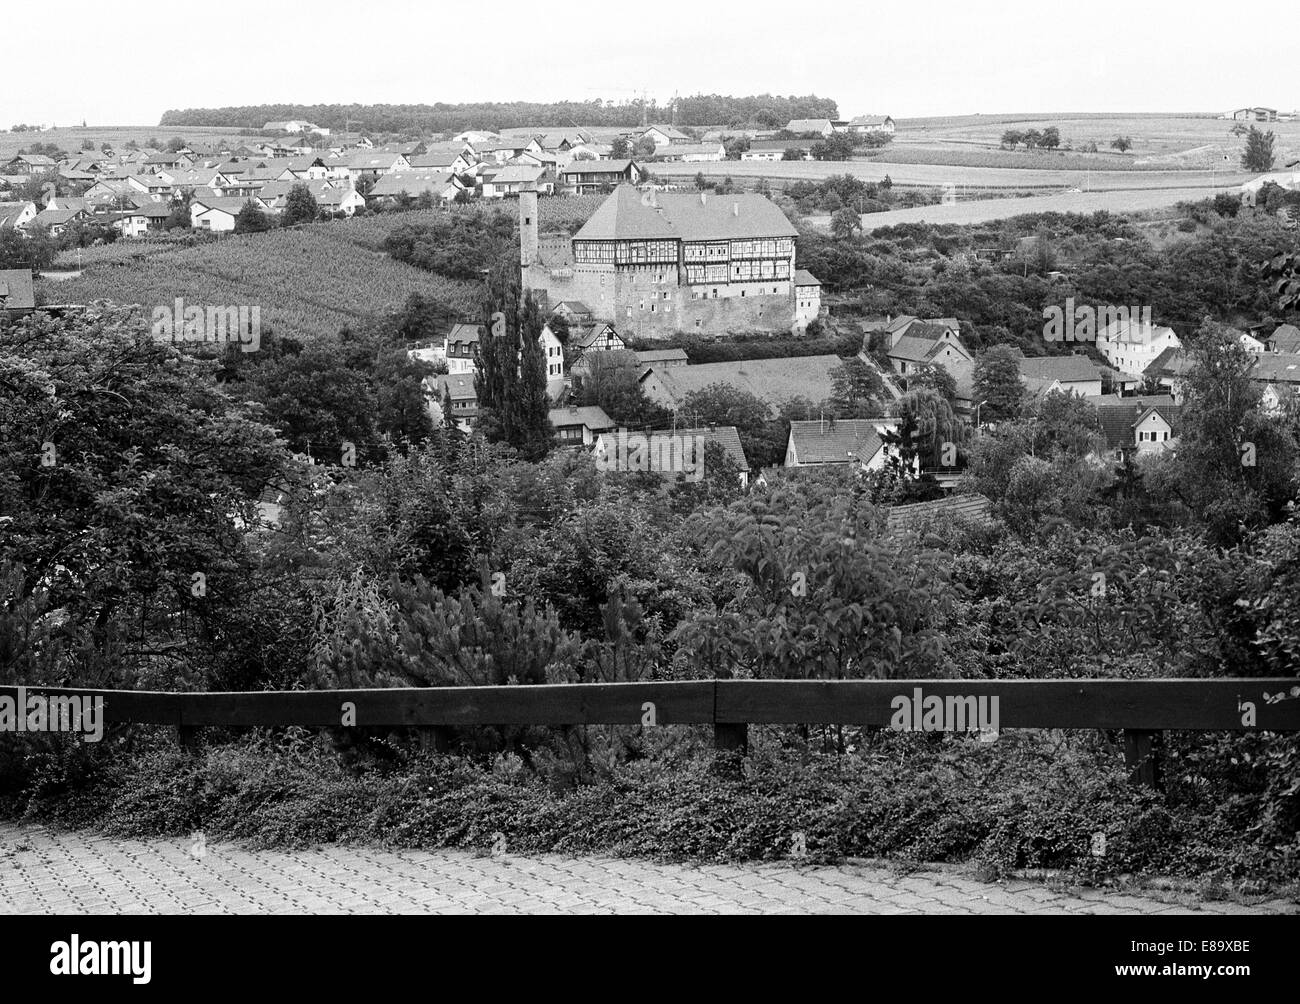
[974,399,988,428]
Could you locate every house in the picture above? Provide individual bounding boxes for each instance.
[559,159,642,195]
[430,372,478,431]
[1142,347,1193,402]
[1231,107,1278,122]
[652,143,726,163]
[107,200,171,236]
[638,125,693,149]
[0,202,39,230]
[30,208,90,236]
[2,154,57,178]
[365,171,460,205]
[445,323,484,374]
[408,145,475,175]
[1095,400,1181,457]
[311,184,366,217]
[143,152,194,174]
[848,115,895,134]
[880,318,974,402]
[592,424,751,483]
[784,119,837,137]
[1260,383,1297,413]
[570,321,626,355]
[639,354,843,416]
[884,494,992,535]
[472,138,543,165]
[1265,323,1300,354]
[190,196,250,232]
[1248,352,1300,391]
[522,184,810,337]
[536,130,594,152]
[784,418,899,471]
[551,300,594,327]
[125,174,173,200]
[548,405,616,445]
[82,179,136,210]
[481,165,551,199]
[344,151,411,184]
[539,323,566,398]
[1096,317,1181,377]
[1018,354,1104,398]
[794,270,822,332]
[741,139,812,161]
[162,168,232,196]
[0,269,36,320]
[452,130,499,145]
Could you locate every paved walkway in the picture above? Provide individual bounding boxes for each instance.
[1,823,1294,914]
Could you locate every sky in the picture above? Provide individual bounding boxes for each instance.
[5,0,1297,126]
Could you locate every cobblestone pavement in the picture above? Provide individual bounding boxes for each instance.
[1,823,1294,915]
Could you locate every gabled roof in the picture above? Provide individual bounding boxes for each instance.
[794,269,821,286]
[486,165,544,185]
[849,115,893,126]
[192,196,253,214]
[0,202,36,228]
[1268,323,1300,353]
[0,268,36,310]
[367,171,454,198]
[560,158,637,177]
[9,153,57,166]
[642,124,692,141]
[634,348,690,364]
[1250,352,1300,384]
[785,119,835,133]
[434,373,477,402]
[1018,354,1103,384]
[573,184,797,242]
[548,405,615,431]
[787,419,891,465]
[885,494,992,535]
[654,143,724,157]
[32,208,85,228]
[889,334,949,363]
[642,354,841,415]
[446,323,484,346]
[1095,400,1182,449]
[345,151,406,170]
[571,322,622,349]
[1143,345,1192,379]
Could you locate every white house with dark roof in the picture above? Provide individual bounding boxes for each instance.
[0,201,38,230]
[794,270,822,332]
[784,417,900,471]
[549,405,616,445]
[1018,354,1104,398]
[638,125,693,149]
[848,115,895,134]
[1096,317,1181,378]
[784,119,837,137]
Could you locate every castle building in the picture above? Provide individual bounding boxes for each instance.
[520,184,814,339]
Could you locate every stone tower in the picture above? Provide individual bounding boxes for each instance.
[519,187,539,269]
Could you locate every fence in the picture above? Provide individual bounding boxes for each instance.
[2,678,1297,788]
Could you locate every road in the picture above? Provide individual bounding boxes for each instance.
[1,823,1292,915]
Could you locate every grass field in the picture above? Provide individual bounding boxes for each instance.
[0,125,260,160]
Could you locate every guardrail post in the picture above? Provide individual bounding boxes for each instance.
[1124,729,1162,789]
[418,726,453,753]
[714,723,747,754]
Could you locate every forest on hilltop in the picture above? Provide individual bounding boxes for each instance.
[158,95,840,133]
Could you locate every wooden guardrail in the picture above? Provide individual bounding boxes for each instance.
[3,679,1297,788]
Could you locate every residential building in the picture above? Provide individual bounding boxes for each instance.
[884,494,993,535]
[0,202,39,230]
[848,115,895,134]
[190,197,249,232]
[741,139,812,161]
[1096,317,1181,377]
[366,171,461,205]
[444,323,483,374]
[784,417,899,471]
[539,323,566,398]
[429,372,478,431]
[638,125,693,149]
[481,165,551,199]
[1095,400,1181,457]
[633,347,689,368]
[559,159,643,195]
[1018,354,1104,398]
[1265,323,1300,354]
[344,150,411,184]
[30,208,90,236]
[652,142,726,163]
[1248,352,1300,392]
[784,119,837,137]
[2,154,57,177]
[570,321,626,354]
[549,405,616,445]
[592,424,751,485]
[638,354,843,416]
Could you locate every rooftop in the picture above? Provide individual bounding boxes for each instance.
[574,184,797,242]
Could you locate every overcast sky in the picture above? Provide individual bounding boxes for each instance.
[7,0,1296,126]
